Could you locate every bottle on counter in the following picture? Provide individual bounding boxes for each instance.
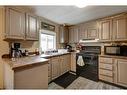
[25,50,29,56]
[35,48,39,55]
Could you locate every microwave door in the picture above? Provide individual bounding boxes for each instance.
[106,47,120,55]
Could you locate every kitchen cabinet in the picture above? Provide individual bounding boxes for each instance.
[48,59,52,83]
[63,54,71,72]
[99,55,127,87]
[114,59,127,87]
[60,54,71,76]
[59,56,65,75]
[87,28,98,39]
[99,19,112,41]
[69,26,79,43]
[70,52,76,72]
[50,54,71,80]
[5,8,25,39]
[78,24,87,41]
[85,21,98,39]
[59,25,69,43]
[69,27,74,43]
[112,14,127,41]
[51,56,60,80]
[73,26,79,43]
[26,13,39,40]
[99,57,114,83]
[78,21,98,41]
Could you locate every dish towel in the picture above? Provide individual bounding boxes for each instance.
[77,56,85,66]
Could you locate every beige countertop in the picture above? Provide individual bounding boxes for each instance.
[3,55,49,70]
[99,54,127,59]
[2,52,71,70]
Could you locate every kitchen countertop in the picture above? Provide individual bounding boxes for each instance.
[2,52,71,70]
[3,55,49,70]
[40,52,71,58]
[99,54,127,59]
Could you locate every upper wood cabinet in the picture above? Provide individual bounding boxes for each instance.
[87,29,98,39]
[99,19,112,41]
[26,13,39,40]
[78,21,98,41]
[73,26,79,43]
[114,59,127,87]
[69,27,74,43]
[86,21,98,39]
[78,25,84,40]
[5,8,25,39]
[59,25,69,43]
[112,14,127,41]
[69,26,79,43]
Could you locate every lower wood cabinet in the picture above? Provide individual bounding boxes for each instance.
[114,59,127,87]
[51,56,60,80]
[99,57,114,83]
[50,54,71,81]
[99,56,127,87]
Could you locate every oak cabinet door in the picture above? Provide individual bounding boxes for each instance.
[87,28,98,39]
[69,26,79,43]
[5,8,25,39]
[113,15,127,40]
[69,27,74,43]
[51,57,60,80]
[73,27,79,43]
[99,19,112,41]
[26,13,39,40]
[64,54,71,72]
[78,25,84,41]
[114,59,127,87]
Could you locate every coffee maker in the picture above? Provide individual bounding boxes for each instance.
[10,43,22,58]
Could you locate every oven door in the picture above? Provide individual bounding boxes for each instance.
[76,54,98,74]
[76,54,99,81]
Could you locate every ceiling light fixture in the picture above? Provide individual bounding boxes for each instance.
[75,4,87,8]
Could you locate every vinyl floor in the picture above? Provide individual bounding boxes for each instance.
[48,77,121,89]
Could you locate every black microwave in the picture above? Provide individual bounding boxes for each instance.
[104,46,127,56]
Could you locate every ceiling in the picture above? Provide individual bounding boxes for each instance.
[33,6,127,25]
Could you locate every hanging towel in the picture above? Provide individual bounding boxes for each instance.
[77,56,85,66]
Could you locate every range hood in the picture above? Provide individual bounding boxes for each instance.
[79,38,99,43]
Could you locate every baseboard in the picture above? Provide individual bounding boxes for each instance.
[69,71,76,75]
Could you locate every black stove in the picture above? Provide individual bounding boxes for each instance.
[76,46,101,81]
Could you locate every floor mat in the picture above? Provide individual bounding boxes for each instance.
[53,72,78,88]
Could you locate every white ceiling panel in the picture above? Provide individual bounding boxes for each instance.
[33,6,127,25]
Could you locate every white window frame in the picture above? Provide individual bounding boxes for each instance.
[39,29,56,52]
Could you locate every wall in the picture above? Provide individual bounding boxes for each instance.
[0,7,9,89]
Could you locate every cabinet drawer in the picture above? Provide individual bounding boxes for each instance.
[99,57,113,64]
[99,75,113,83]
[99,63,113,70]
[99,69,113,77]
